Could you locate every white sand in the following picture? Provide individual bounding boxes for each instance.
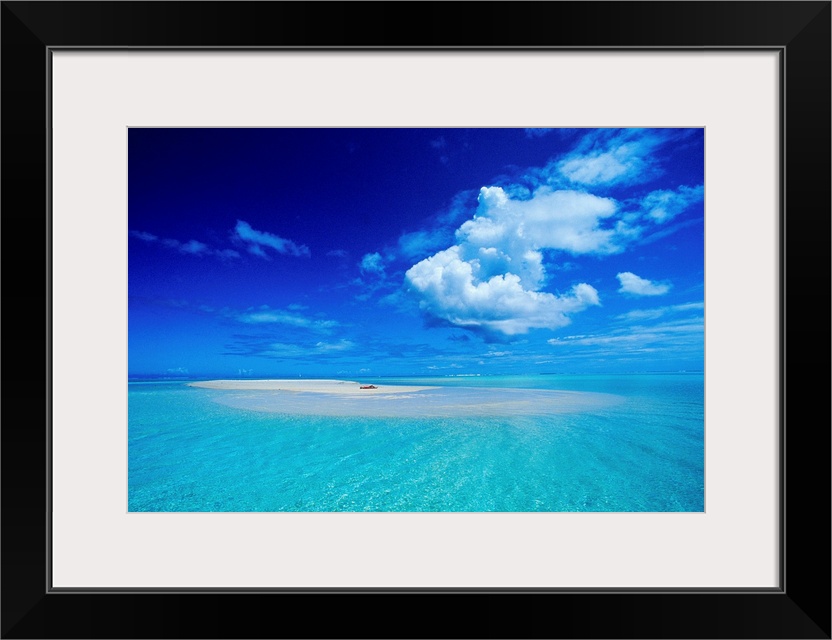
[188,379,437,395]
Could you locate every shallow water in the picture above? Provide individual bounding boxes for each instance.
[128,373,704,512]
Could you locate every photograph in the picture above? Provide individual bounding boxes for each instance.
[128,127,705,513]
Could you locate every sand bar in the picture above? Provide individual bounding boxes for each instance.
[189,379,437,395]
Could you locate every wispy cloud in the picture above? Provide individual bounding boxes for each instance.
[641,184,704,223]
[166,367,189,375]
[314,339,355,352]
[615,302,703,322]
[135,299,343,340]
[637,216,703,246]
[398,228,451,260]
[130,230,239,259]
[327,249,349,258]
[230,337,356,361]
[179,239,209,255]
[616,272,671,296]
[238,306,338,332]
[131,231,158,242]
[394,190,479,263]
[547,318,703,356]
[232,220,310,259]
[555,129,673,187]
[524,128,553,138]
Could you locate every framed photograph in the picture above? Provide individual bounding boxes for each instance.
[3,2,829,638]
[125,124,707,517]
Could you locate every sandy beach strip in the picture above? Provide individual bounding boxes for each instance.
[188,379,437,395]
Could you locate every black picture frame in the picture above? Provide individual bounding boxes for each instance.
[2,2,829,638]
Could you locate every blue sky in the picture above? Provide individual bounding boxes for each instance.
[128,128,704,378]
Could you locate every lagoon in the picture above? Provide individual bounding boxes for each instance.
[128,373,704,512]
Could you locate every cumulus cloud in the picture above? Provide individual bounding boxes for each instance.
[232,220,310,259]
[404,185,619,335]
[406,246,600,336]
[390,129,700,337]
[616,272,671,296]
[459,186,622,265]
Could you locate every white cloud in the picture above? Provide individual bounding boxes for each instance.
[232,220,310,258]
[261,342,306,358]
[406,245,600,335]
[615,302,703,321]
[234,336,356,361]
[238,307,338,331]
[641,184,704,222]
[459,187,621,267]
[398,129,700,336]
[359,252,385,275]
[166,367,189,374]
[404,185,615,335]
[547,318,704,353]
[559,153,632,185]
[616,272,671,296]
[314,339,355,352]
[555,129,668,187]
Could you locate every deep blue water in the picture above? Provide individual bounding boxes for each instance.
[128,374,703,512]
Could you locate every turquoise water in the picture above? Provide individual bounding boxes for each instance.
[128,374,703,512]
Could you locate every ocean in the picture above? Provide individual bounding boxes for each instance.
[128,373,704,512]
